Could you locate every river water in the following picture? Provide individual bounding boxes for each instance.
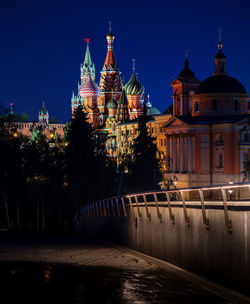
[0,261,232,303]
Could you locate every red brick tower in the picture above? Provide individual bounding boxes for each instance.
[98,25,122,117]
[171,54,200,116]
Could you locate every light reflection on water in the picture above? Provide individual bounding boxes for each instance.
[0,262,232,304]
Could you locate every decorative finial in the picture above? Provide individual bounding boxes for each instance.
[218,28,223,50]
[132,58,135,71]
[85,38,90,44]
[185,49,188,58]
[10,103,13,114]
[109,21,112,33]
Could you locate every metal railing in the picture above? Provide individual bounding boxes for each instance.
[75,182,250,233]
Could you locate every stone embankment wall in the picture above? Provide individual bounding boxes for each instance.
[75,201,250,294]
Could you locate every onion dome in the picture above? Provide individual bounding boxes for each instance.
[196,75,247,95]
[80,76,99,97]
[125,70,144,95]
[179,58,195,79]
[107,96,118,109]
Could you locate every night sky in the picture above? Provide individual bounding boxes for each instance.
[1,0,250,123]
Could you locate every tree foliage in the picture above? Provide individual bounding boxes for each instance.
[128,102,161,192]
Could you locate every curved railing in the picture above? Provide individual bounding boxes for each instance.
[75,182,250,233]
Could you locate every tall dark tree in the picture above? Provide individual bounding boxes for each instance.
[0,120,26,229]
[129,101,161,192]
[65,106,98,213]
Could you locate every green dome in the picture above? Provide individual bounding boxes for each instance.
[125,71,144,96]
[107,97,117,109]
[146,101,161,116]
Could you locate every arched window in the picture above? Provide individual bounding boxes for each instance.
[188,90,194,113]
[212,99,218,111]
[215,134,224,146]
[218,153,223,168]
[194,101,199,112]
[175,90,181,114]
[233,99,240,111]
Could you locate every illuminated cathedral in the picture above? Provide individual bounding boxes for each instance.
[70,26,159,154]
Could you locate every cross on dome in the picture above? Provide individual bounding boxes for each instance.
[218,28,223,50]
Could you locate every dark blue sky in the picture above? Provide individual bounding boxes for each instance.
[1,0,250,122]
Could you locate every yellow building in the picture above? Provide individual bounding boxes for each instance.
[116,108,171,171]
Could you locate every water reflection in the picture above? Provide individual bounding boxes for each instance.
[0,262,233,304]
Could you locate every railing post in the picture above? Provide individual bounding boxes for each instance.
[95,201,99,217]
[98,201,103,216]
[102,200,107,217]
[115,198,121,217]
[221,188,232,232]
[106,199,110,216]
[180,191,190,226]
[121,197,127,217]
[142,194,151,221]
[134,196,142,218]
[153,193,162,222]
[86,205,90,217]
[111,198,116,217]
[128,197,135,219]
[199,190,209,230]
[165,192,175,224]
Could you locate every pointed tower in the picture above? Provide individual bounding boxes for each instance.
[38,102,49,125]
[213,29,227,76]
[171,53,200,116]
[125,60,144,120]
[80,76,100,128]
[71,91,82,116]
[98,24,122,116]
[115,88,129,124]
[80,38,95,85]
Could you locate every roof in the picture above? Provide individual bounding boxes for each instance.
[179,58,195,79]
[80,76,99,97]
[107,97,117,109]
[196,75,247,95]
[174,114,249,125]
[146,101,161,116]
[84,43,92,66]
[125,71,144,95]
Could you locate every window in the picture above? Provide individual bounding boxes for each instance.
[215,134,224,146]
[242,131,250,143]
[194,101,199,112]
[218,153,223,168]
[233,99,240,111]
[175,90,181,115]
[212,99,218,111]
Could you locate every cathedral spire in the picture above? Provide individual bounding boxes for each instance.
[213,28,227,75]
[104,23,118,68]
[84,38,92,66]
[98,26,122,115]
[81,38,95,85]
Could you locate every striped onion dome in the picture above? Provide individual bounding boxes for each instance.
[80,76,99,97]
[107,96,118,109]
[125,71,144,96]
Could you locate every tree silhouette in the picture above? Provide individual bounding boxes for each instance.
[129,101,161,192]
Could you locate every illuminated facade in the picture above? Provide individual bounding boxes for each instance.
[163,39,250,188]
